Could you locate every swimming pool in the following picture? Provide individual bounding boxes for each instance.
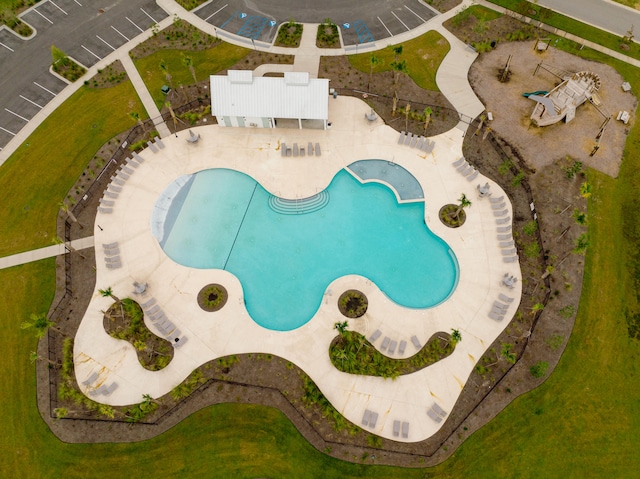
[153,166,458,331]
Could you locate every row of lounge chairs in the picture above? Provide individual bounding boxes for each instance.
[146,136,165,153]
[489,293,514,322]
[452,157,479,182]
[281,142,321,157]
[99,152,146,215]
[141,297,188,348]
[426,402,448,423]
[392,420,410,439]
[361,409,379,429]
[398,131,435,153]
[81,371,118,396]
[491,196,519,263]
[103,242,121,269]
[368,330,423,355]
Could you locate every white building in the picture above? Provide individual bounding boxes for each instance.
[209,70,330,129]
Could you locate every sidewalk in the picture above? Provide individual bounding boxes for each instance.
[0,236,94,270]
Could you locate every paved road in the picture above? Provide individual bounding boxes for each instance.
[536,0,640,37]
[0,0,168,151]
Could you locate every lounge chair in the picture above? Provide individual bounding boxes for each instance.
[410,135,418,147]
[99,198,115,207]
[402,422,409,438]
[499,293,514,303]
[467,170,479,181]
[456,161,469,172]
[117,170,130,180]
[89,384,109,397]
[381,337,390,351]
[369,412,378,428]
[110,176,125,186]
[461,166,474,177]
[281,143,287,156]
[491,202,506,210]
[497,233,512,241]
[427,409,443,422]
[496,224,512,232]
[432,403,447,417]
[493,209,508,217]
[141,298,156,309]
[369,329,382,342]
[99,207,113,214]
[501,248,517,256]
[108,184,123,193]
[411,335,421,349]
[499,240,515,248]
[398,340,407,355]
[106,261,121,269]
[104,247,120,257]
[104,190,119,199]
[133,152,144,163]
[315,143,321,156]
[496,217,511,225]
[104,256,121,263]
[416,136,425,149]
[293,143,299,157]
[452,157,465,168]
[126,157,139,168]
[493,301,508,311]
[147,141,158,153]
[103,242,118,249]
[398,131,406,144]
[167,328,182,342]
[503,255,519,263]
[491,306,507,316]
[424,140,435,153]
[308,142,313,154]
[122,165,134,175]
[81,371,99,386]
[388,340,397,354]
[150,312,166,323]
[362,409,372,426]
[393,420,401,437]
[154,136,165,149]
[404,132,413,145]
[104,382,119,396]
[489,311,504,321]
[490,196,504,204]
[147,304,161,316]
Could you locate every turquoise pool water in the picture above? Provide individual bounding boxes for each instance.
[156,167,458,331]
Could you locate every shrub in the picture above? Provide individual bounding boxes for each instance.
[530,361,549,378]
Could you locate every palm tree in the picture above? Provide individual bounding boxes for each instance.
[390,59,408,116]
[454,193,472,219]
[21,312,62,338]
[404,103,411,131]
[580,182,592,198]
[181,53,197,88]
[423,107,432,134]
[99,286,120,303]
[334,321,349,335]
[129,111,146,134]
[501,343,516,364]
[530,302,545,316]
[29,350,58,367]
[368,53,383,91]
[451,329,462,345]
[58,201,83,228]
[390,44,403,61]
[159,59,173,89]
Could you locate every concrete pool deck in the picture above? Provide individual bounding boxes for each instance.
[74,95,521,442]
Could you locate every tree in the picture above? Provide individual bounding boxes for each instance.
[160,59,173,88]
[99,286,120,303]
[58,201,83,228]
[390,59,408,116]
[501,343,516,364]
[21,312,62,338]
[390,44,403,61]
[29,350,58,367]
[454,193,472,219]
[334,321,349,335]
[451,329,462,345]
[580,182,592,198]
[181,53,197,87]
[423,107,432,134]
[368,53,383,91]
[129,111,146,133]
[404,103,411,131]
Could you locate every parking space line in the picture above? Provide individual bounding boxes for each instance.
[126,16,144,33]
[377,17,393,36]
[20,95,44,109]
[33,81,57,96]
[81,44,101,60]
[391,11,410,31]
[49,0,68,15]
[4,108,29,122]
[73,0,82,5]
[404,5,426,23]
[205,3,228,22]
[140,8,157,24]
[111,25,130,41]
[0,126,16,136]
[96,35,116,51]
[33,8,54,24]
[0,41,14,52]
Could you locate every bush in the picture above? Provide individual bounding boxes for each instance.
[530,361,549,378]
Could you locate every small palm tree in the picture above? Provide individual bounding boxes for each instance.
[368,53,383,91]
[501,343,516,364]
[181,53,197,87]
[58,201,83,228]
[334,321,349,335]
[580,182,592,198]
[454,193,472,219]
[99,286,120,303]
[423,107,432,134]
[159,59,173,88]
[21,313,62,338]
[29,350,58,366]
[530,303,545,316]
[129,111,146,134]
[451,329,462,345]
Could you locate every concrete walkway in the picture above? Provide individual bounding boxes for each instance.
[0,236,94,270]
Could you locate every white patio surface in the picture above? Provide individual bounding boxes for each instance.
[74,95,521,442]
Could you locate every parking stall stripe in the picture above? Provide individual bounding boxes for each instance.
[0,126,16,136]
[4,108,29,122]
[81,44,101,60]
[49,0,68,15]
[205,3,228,22]
[377,16,393,36]
[111,25,129,41]
[126,16,144,33]
[0,41,14,52]
[33,81,57,96]
[96,35,116,51]
[391,11,410,31]
[404,5,426,23]
[33,8,54,24]
[19,95,44,109]
[73,0,82,5]
[140,8,157,24]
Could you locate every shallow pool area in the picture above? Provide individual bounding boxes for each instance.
[154,165,458,331]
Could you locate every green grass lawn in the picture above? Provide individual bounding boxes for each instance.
[348,30,450,92]
[0,82,145,257]
[133,42,250,109]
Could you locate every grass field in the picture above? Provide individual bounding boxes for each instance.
[0,81,145,257]
[2,28,640,479]
[348,30,450,92]
[133,42,250,109]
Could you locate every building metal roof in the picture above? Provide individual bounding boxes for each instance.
[210,71,329,120]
